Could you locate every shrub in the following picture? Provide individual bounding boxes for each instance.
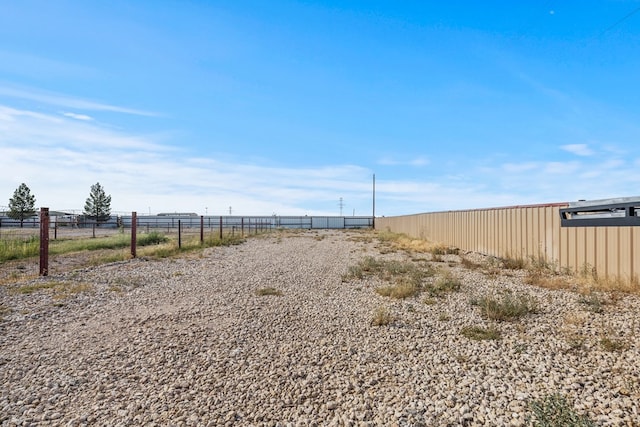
[371,306,393,326]
[528,393,595,426]
[471,291,538,321]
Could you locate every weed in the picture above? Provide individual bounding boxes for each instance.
[427,270,461,297]
[89,252,129,265]
[255,287,282,296]
[454,354,470,363]
[525,271,572,290]
[9,280,93,299]
[0,304,11,321]
[108,284,123,293]
[138,231,169,246]
[431,253,444,262]
[471,291,538,321]
[423,297,437,305]
[346,257,432,300]
[438,313,451,322]
[565,333,587,351]
[0,235,39,262]
[460,256,483,270]
[371,306,393,326]
[429,245,459,256]
[376,281,420,299]
[53,282,93,299]
[514,343,527,353]
[501,255,527,270]
[460,325,501,340]
[578,293,606,314]
[528,393,595,426]
[599,336,627,352]
[10,281,58,294]
[374,231,458,255]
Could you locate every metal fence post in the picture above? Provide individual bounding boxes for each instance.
[131,212,137,258]
[39,208,49,276]
[178,220,182,248]
[200,215,204,244]
[219,216,223,240]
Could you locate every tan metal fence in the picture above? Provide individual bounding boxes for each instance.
[375,203,640,282]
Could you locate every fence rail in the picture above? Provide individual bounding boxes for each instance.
[0,214,374,231]
[375,203,640,282]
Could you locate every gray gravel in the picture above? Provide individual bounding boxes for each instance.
[1,229,639,426]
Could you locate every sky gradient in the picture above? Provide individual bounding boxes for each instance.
[1,1,640,217]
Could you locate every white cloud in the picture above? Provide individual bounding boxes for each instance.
[62,112,93,121]
[0,104,374,216]
[0,84,158,117]
[2,102,640,217]
[377,156,429,166]
[560,143,594,156]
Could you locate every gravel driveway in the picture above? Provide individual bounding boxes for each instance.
[1,230,639,426]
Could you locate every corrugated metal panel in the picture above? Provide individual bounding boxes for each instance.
[375,203,639,283]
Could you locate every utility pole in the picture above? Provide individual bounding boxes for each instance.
[339,197,344,216]
[372,174,376,228]
[229,206,232,215]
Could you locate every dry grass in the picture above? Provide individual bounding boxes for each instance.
[8,280,93,299]
[375,231,458,255]
[524,271,573,290]
[471,291,539,321]
[500,255,527,270]
[345,256,433,300]
[255,287,282,296]
[371,306,394,326]
[427,270,462,297]
[0,304,11,321]
[376,281,421,299]
[460,324,502,340]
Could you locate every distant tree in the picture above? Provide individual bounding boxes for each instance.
[84,182,112,224]
[8,183,37,228]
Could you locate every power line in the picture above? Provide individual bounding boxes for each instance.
[602,5,640,34]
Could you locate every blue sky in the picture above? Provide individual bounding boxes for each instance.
[1,1,640,217]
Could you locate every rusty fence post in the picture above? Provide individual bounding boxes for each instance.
[200,215,204,244]
[131,212,137,258]
[39,207,49,276]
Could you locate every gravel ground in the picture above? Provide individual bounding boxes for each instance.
[1,229,639,426]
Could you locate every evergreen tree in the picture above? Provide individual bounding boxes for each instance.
[8,183,36,228]
[84,182,112,223]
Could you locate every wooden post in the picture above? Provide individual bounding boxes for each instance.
[219,216,223,240]
[39,208,49,276]
[92,223,96,238]
[131,212,137,258]
[200,215,204,244]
